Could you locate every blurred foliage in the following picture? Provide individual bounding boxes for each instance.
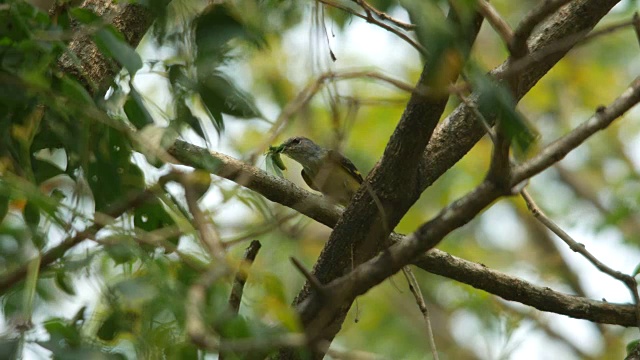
[1,0,640,359]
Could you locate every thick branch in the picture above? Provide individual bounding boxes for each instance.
[416,0,622,193]
[58,1,153,96]
[285,9,485,354]
[414,249,637,327]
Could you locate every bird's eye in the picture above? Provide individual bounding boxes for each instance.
[291,138,300,145]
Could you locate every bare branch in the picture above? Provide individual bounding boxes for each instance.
[187,264,308,354]
[316,0,426,55]
[409,243,638,327]
[634,12,640,48]
[167,140,638,327]
[477,0,514,47]
[181,171,225,259]
[417,0,626,201]
[228,240,262,314]
[401,267,438,360]
[220,240,262,360]
[351,0,416,30]
[250,70,429,162]
[520,189,640,330]
[512,76,640,184]
[291,257,326,296]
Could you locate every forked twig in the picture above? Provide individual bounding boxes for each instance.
[477,0,514,47]
[520,189,640,330]
[316,0,426,55]
[352,0,415,30]
[401,266,439,360]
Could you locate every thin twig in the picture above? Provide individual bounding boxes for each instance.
[477,0,514,48]
[228,240,262,314]
[222,212,299,248]
[352,0,415,30]
[456,92,497,143]
[520,189,640,330]
[185,241,304,356]
[181,171,225,259]
[220,240,262,360]
[513,76,640,184]
[401,266,438,360]
[316,0,426,55]
[250,70,428,162]
[291,257,326,296]
[633,12,640,48]
[501,304,597,360]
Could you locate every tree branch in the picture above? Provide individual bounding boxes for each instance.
[520,189,640,329]
[416,0,622,194]
[510,0,573,57]
[512,76,640,184]
[284,9,485,355]
[316,0,426,55]
[165,141,638,327]
[413,248,637,327]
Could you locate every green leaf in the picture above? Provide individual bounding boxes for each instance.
[23,201,40,229]
[219,315,252,339]
[265,152,285,178]
[97,310,139,342]
[94,26,143,75]
[69,8,101,25]
[86,128,144,211]
[124,88,155,129]
[134,198,176,233]
[54,270,76,296]
[114,277,158,304]
[0,193,8,223]
[58,75,95,105]
[165,343,198,360]
[167,65,207,136]
[195,4,264,68]
[44,318,81,348]
[0,338,19,359]
[198,72,261,129]
[104,236,140,265]
[263,273,287,303]
[627,339,640,355]
[471,69,538,154]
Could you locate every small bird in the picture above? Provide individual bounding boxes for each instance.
[279,137,363,206]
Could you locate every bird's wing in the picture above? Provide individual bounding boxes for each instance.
[328,150,364,184]
[301,169,320,191]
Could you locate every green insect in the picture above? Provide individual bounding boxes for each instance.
[266,144,287,171]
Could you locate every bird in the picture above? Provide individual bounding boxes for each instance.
[278,137,363,206]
